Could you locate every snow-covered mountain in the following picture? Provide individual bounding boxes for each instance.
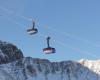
[0,41,100,80]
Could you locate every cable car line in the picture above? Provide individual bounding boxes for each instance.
[1,6,100,49]
[38,32,98,58]
[0,6,38,35]
[0,6,99,57]
[54,39,98,58]
[43,26,100,49]
[0,6,32,21]
[1,13,97,57]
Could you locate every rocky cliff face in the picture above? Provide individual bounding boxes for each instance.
[0,41,24,64]
[0,41,99,80]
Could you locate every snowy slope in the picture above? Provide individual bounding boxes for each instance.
[0,41,99,80]
[0,57,99,80]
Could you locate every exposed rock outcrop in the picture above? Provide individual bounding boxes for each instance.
[0,41,24,64]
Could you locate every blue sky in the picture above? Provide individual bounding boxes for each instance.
[0,0,100,61]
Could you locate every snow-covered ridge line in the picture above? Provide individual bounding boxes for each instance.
[0,57,100,80]
[0,40,99,80]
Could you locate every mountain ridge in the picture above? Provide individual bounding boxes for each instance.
[0,41,99,80]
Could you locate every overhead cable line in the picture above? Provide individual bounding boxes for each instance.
[0,6,99,58]
[44,26,100,48]
[0,6,32,21]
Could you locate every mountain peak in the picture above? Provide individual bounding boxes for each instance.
[0,40,24,64]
